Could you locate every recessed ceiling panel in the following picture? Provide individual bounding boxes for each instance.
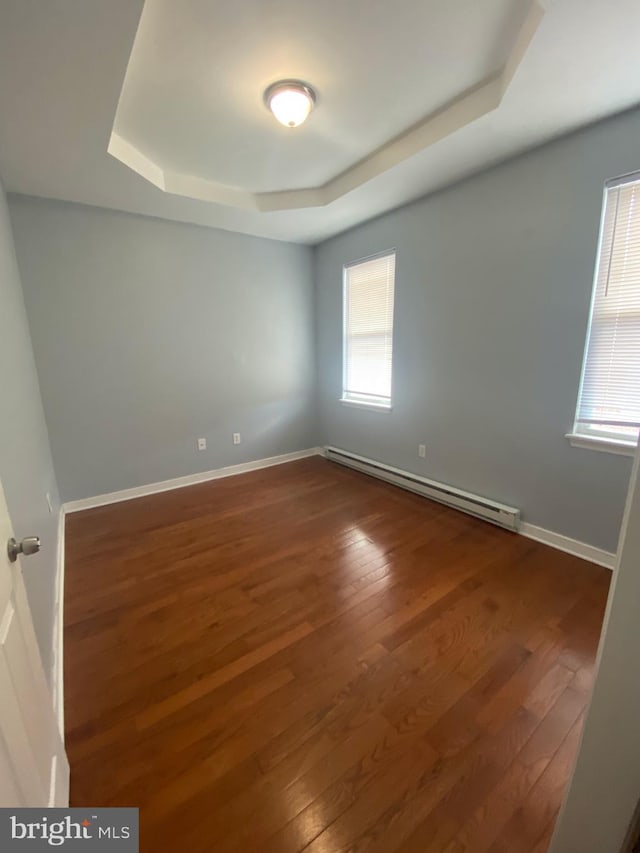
[3,0,640,242]
[112,0,533,199]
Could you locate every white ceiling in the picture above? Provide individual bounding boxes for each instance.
[0,0,639,244]
[113,0,530,194]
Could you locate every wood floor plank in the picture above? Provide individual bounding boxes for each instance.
[444,685,587,852]
[487,712,586,853]
[64,457,609,852]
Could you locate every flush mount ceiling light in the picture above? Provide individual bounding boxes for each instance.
[264,80,316,128]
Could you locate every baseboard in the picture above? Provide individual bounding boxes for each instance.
[48,755,58,808]
[51,507,66,738]
[64,447,325,513]
[61,446,615,583]
[48,752,70,808]
[519,522,616,570]
[324,445,616,571]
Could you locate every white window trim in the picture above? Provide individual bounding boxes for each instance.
[340,396,393,413]
[569,170,640,455]
[565,432,637,457]
[341,249,396,412]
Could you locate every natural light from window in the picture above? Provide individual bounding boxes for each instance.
[572,173,640,451]
[342,251,396,410]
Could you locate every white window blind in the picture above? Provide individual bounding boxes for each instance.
[343,251,396,407]
[575,174,640,444]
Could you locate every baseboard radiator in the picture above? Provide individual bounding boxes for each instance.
[324,446,521,532]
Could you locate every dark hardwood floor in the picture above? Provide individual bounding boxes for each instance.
[64,457,610,852]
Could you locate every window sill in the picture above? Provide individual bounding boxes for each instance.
[565,433,637,457]
[340,397,392,413]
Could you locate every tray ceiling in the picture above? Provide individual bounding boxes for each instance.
[109,0,539,210]
[1,0,640,242]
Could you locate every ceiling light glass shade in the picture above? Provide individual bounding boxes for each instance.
[264,81,316,128]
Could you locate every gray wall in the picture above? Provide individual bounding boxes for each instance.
[0,178,60,684]
[10,107,640,551]
[314,108,640,553]
[9,198,317,502]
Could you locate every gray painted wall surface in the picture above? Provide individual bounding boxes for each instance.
[0,179,60,683]
[9,198,317,502]
[314,109,640,553]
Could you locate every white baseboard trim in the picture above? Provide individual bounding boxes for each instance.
[48,755,58,808]
[48,751,70,807]
[51,507,66,739]
[323,445,615,571]
[64,447,325,513]
[519,521,616,570]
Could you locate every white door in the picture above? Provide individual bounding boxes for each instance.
[0,476,69,807]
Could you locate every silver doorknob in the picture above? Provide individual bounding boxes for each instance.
[7,536,41,563]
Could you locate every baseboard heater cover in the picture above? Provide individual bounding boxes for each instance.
[324,446,521,532]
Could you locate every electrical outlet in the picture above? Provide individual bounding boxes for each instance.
[197,437,207,451]
[233,432,241,445]
[45,492,53,514]
[418,444,426,458]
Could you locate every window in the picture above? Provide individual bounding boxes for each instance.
[342,251,396,410]
[571,173,640,452]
